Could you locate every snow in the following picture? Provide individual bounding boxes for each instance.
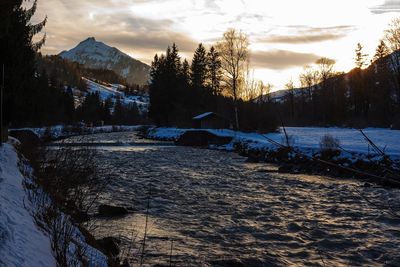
[147,127,400,158]
[59,37,150,86]
[193,112,214,120]
[84,78,149,113]
[60,37,127,65]
[12,125,144,139]
[0,139,108,267]
[0,141,56,267]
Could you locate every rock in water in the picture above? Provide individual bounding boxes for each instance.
[96,237,120,257]
[98,204,128,217]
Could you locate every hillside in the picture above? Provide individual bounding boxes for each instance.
[60,37,150,86]
[83,77,149,113]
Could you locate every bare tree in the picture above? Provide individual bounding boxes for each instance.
[299,65,318,103]
[384,18,400,105]
[263,83,273,103]
[316,57,336,82]
[285,78,296,120]
[241,65,259,101]
[315,57,336,123]
[216,29,249,129]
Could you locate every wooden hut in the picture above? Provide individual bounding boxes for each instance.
[192,112,231,129]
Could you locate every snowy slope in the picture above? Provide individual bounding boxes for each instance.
[60,37,150,85]
[148,127,400,158]
[84,77,149,113]
[0,140,109,267]
[0,141,56,267]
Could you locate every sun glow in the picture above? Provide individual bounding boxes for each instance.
[35,0,400,89]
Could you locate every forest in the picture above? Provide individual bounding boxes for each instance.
[2,0,400,131]
[149,26,400,131]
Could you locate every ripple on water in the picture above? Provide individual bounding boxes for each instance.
[63,132,400,267]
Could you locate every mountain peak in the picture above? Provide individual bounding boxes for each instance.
[59,38,150,85]
[82,37,96,43]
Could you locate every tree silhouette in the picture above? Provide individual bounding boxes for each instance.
[217,29,249,129]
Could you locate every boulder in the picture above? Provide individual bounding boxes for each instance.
[175,130,232,147]
[9,130,41,146]
[278,164,293,173]
[98,204,128,217]
[96,237,120,257]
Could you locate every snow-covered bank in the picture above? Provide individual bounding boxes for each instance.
[147,127,400,158]
[11,125,146,139]
[0,140,108,267]
[0,141,55,266]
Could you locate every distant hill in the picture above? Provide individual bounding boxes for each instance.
[60,37,150,85]
[259,49,400,104]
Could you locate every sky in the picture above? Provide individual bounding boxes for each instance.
[32,0,400,90]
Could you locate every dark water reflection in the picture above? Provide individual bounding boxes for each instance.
[65,132,400,266]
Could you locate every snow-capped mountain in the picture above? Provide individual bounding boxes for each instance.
[60,37,150,85]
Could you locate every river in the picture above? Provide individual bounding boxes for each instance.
[63,132,400,267]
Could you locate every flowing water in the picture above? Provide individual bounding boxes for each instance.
[64,132,400,266]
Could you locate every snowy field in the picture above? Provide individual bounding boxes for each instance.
[148,127,400,158]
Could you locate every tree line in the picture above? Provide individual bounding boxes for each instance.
[4,0,400,129]
[272,19,400,128]
[149,29,277,131]
[1,1,146,127]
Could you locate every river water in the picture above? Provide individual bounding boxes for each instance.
[64,132,400,267]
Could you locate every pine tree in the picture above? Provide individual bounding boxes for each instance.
[354,43,368,69]
[113,98,125,125]
[372,40,392,125]
[374,40,389,61]
[149,44,183,125]
[181,59,190,85]
[207,46,222,96]
[1,0,47,125]
[190,43,208,89]
[102,97,113,124]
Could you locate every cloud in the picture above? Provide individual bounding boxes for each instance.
[34,0,199,62]
[370,0,400,14]
[259,25,356,44]
[98,31,198,54]
[262,33,345,44]
[251,50,320,70]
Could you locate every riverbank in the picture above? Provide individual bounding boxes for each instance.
[11,125,147,140]
[0,139,108,266]
[146,127,400,186]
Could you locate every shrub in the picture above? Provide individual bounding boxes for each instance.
[319,134,341,159]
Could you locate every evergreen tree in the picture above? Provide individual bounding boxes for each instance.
[190,43,208,89]
[149,44,183,125]
[371,40,392,125]
[374,40,389,61]
[126,103,140,125]
[181,59,190,86]
[1,0,47,125]
[77,92,102,124]
[113,98,125,125]
[354,43,368,69]
[207,46,222,96]
[102,97,113,124]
